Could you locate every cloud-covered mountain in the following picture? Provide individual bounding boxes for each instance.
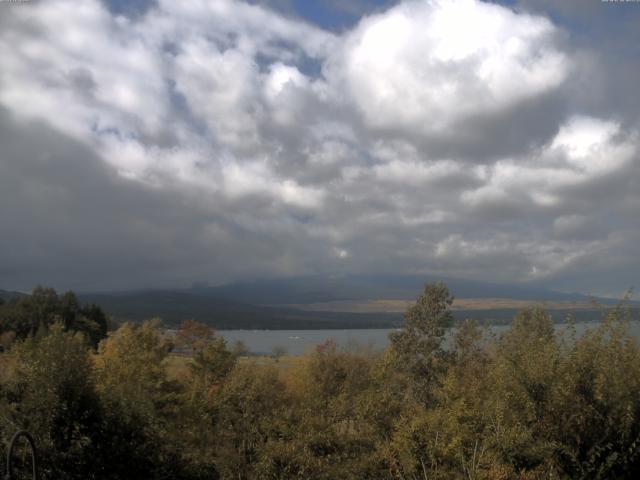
[75,273,632,329]
[202,274,599,305]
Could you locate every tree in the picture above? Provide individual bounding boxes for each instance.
[213,364,288,480]
[176,319,215,354]
[0,323,102,479]
[388,282,454,404]
[548,310,640,477]
[0,287,108,347]
[93,319,191,479]
[78,303,109,348]
[95,319,175,422]
[190,336,236,394]
[267,339,384,479]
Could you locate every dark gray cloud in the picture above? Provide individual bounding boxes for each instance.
[0,107,341,291]
[0,0,638,296]
[516,0,640,124]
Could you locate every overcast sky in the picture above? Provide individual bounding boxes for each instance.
[0,0,639,295]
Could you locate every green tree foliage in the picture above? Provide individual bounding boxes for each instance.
[93,319,195,479]
[548,312,640,478]
[179,324,237,479]
[258,340,384,479]
[212,363,288,479]
[0,286,108,347]
[95,320,175,423]
[388,281,454,404]
[0,324,101,479]
[190,336,236,395]
[175,319,237,402]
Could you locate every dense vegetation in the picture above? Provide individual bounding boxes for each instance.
[1,283,640,479]
[0,286,108,348]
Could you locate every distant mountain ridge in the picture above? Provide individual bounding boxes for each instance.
[77,288,401,329]
[5,275,631,329]
[72,274,633,329]
[0,289,27,301]
[198,274,617,305]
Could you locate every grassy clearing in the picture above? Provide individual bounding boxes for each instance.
[277,297,608,313]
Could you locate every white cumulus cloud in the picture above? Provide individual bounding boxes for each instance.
[329,0,570,134]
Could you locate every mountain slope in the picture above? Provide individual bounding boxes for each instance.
[78,289,402,329]
[201,274,611,305]
[0,289,27,302]
[74,275,632,329]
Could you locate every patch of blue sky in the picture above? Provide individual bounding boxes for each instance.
[104,0,156,18]
[288,0,397,31]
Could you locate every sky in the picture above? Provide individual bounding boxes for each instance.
[0,0,639,295]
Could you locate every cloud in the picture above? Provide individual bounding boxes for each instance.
[0,107,335,291]
[329,0,570,135]
[0,0,638,295]
[461,115,637,213]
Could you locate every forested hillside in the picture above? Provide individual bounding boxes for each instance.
[1,283,640,479]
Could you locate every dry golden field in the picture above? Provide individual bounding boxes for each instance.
[275,298,599,313]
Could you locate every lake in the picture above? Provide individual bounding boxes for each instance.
[218,321,640,356]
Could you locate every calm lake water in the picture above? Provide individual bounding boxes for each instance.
[218,321,640,356]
